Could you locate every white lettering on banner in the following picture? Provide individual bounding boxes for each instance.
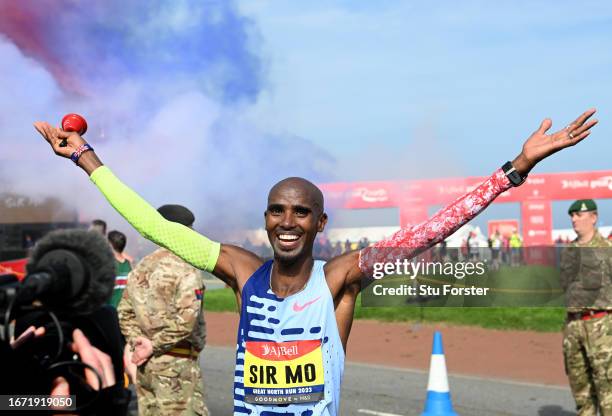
[530,216,544,225]
[352,188,389,203]
[527,178,546,185]
[528,230,548,237]
[590,176,612,190]
[562,180,589,189]
[560,176,612,191]
[527,203,545,210]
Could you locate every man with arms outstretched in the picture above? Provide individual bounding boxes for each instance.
[35,109,597,415]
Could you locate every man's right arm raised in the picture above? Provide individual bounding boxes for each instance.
[34,122,261,289]
[89,165,220,272]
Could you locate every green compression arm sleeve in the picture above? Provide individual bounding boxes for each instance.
[90,166,220,272]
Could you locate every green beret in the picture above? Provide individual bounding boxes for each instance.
[568,199,597,214]
[157,204,195,226]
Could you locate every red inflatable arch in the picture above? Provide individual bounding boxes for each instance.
[320,170,612,247]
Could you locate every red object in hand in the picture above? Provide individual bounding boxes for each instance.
[61,113,88,136]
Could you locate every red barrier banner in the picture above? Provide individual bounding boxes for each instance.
[521,201,553,246]
[321,170,612,208]
[0,258,28,280]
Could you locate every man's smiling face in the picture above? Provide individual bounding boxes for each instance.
[265,178,327,264]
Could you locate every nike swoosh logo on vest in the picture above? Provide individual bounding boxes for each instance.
[292,296,322,312]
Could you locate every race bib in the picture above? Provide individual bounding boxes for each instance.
[244,339,325,404]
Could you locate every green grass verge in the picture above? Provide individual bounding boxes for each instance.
[353,305,565,332]
[204,288,240,313]
[204,288,565,332]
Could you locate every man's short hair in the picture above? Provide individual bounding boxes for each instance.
[90,219,107,235]
[107,230,127,253]
[157,205,195,227]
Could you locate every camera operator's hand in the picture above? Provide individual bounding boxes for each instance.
[54,329,116,392]
[46,330,117,415]
[11,327,115,392]
[131,336,153,366]
[10,325,46,349]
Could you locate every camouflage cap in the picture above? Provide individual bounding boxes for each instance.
[568,199,597,214]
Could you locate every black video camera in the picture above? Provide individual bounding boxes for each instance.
[0,229,130,415]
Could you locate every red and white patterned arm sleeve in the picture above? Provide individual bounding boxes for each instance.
[358,168,511,275]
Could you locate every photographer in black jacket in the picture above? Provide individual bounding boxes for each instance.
[0,229,130,414]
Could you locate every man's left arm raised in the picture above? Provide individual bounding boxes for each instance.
[328,108,598,289]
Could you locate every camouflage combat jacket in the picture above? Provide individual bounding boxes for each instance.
[560,231,612,311]
[117,248,206,355]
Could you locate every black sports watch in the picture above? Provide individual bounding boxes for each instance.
[502,161,527,187]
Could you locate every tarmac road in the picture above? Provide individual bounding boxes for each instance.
[200,346,577,416]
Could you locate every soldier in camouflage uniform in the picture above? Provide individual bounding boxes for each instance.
[118,205,209,416]
[560,199,612,415]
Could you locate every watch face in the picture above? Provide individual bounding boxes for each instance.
[502,162,523,186]
[510,171,524,186]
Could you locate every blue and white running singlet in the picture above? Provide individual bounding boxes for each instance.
[233,260,345,415]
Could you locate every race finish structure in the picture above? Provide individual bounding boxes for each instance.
[244,339,324,404]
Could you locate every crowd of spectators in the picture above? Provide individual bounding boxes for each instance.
[313,236,370,260]
[309,230,530,268]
